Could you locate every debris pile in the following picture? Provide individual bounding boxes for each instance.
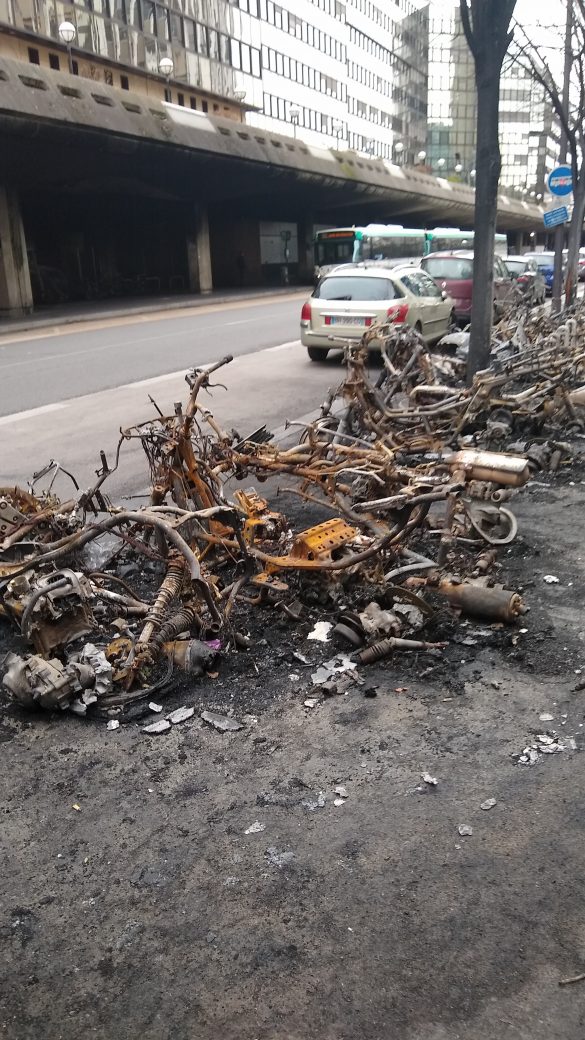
[2,304,585,721]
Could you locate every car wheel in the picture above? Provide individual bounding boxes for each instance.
[307,346,329,362]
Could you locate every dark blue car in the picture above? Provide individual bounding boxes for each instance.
[522,252,557,294]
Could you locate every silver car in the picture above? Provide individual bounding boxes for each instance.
[300,265,455,361]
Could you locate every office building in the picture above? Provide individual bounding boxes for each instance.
[0,1,429,159]
[427,0,559,193]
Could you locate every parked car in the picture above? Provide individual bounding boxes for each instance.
[419,251,515,324]
[300,264,454,361]
[521,252,556,294]
[504,255,546,305]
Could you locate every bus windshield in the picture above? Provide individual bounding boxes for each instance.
[316,235,356,267]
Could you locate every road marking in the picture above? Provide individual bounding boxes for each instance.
[0,340,302,425]
[265,339,302,352]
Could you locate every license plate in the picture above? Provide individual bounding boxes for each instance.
[329,316,365,326]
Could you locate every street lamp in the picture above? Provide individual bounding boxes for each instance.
[469,168,476,180]
[536,193,543,201]
[158,55,174,79]
[393,141,404,165]
[417,150,427,164]
[436,157,446,173]
[58,20,76,74]
[454,163,463,175]
[332,118,344,144]
[289,105,300,139]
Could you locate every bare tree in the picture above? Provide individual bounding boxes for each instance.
[460,0,517,382]
[515,1,585,309]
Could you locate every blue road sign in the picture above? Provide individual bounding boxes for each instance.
[543,206,569,228]
[548,165,573,196]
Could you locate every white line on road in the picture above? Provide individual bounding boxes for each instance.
[0,340,302,426]
[265,340,303,352]
[0,313,293,372]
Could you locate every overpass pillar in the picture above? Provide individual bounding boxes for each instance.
[0,186,33,316]
[187,208,213,295]
[297,214,314,283]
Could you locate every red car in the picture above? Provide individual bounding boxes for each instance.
[420,251,514,325]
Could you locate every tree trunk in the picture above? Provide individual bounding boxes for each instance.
[467,71,502,383]
[565,168,585,307]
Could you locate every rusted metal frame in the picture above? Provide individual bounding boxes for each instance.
[248,502,430,573]
[183,355,234,438]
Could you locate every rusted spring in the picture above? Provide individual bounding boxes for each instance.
[153,605,203,644]
[138,556,188,646]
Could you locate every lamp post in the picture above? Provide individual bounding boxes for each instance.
[158,55,174,100]
[417,150,427,166]
[158,55,174,79]
[436,157,446,174]
[332,118,344,145]
[393,141,404,165]
[58,20,76,74]
[469,168,476,185]
[289,105,300,139]
[454,162,463,177]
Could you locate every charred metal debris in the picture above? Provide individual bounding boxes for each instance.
[1,306,584,720]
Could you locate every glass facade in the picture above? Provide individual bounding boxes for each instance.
[2,0,264,104]
[427,0,559,192]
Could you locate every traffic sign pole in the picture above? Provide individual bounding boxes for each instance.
[552,0,572,314]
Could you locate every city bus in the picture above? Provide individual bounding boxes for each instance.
[313,224,508,280]
[427,227,508,256]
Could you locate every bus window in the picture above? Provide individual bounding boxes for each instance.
[364,235,425,261]
[316,236,355,267]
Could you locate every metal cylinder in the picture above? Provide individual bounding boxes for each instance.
[358,635,446,665]
[447,450,530,487]
[437,580,524,622]
[163,638,217,675]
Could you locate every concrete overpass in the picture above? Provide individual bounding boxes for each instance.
[0,54,544,315]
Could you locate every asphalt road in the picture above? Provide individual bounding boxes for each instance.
[0,294,348,497]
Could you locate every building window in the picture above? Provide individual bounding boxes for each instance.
[164,86,171,101]
[213,102,219,111]
[71,59,79,75]
[177,91,184,105]
[190,96,197,108]
[208,28,219,60]
[196,23,208,56]
[202,99,208,112]
[120,74,129,89]
[49,53,60,70]
[104,69,113,85]
[28,47,40,65]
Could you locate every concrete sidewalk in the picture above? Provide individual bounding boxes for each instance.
[0,285,308,336]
